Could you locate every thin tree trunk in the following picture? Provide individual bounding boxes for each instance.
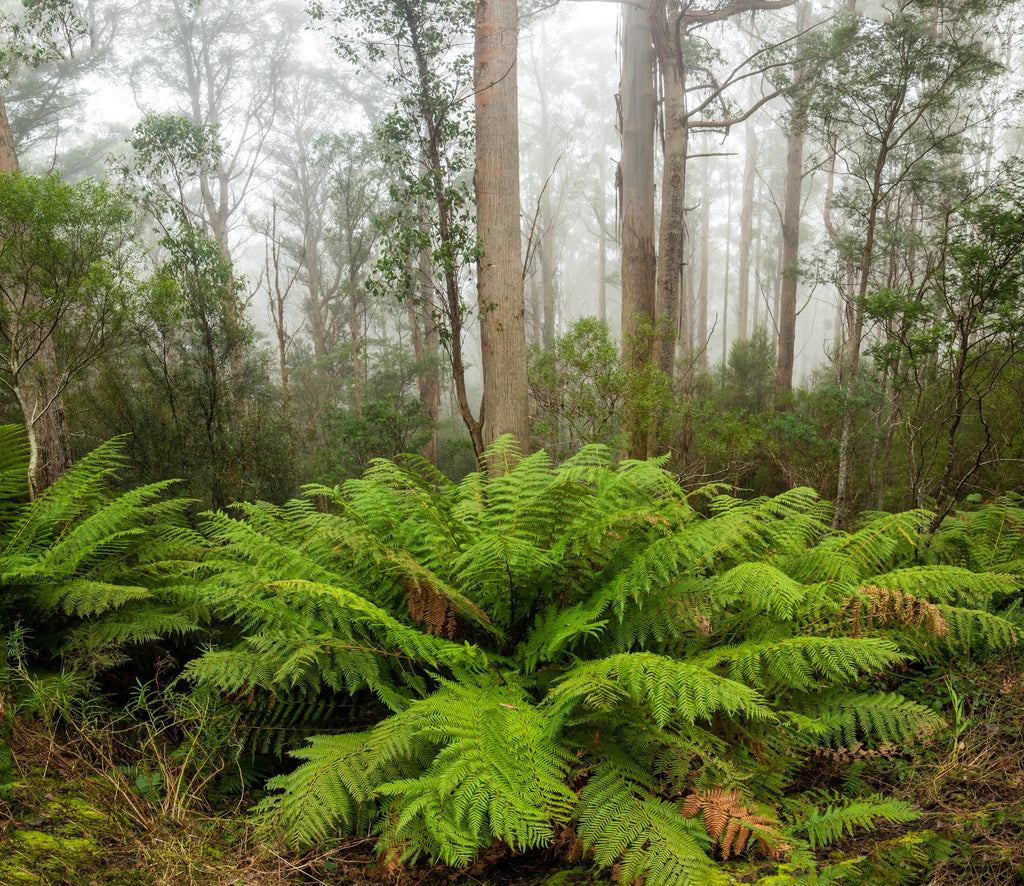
[697,158,710,372]
[0,96,17,172]
[738,115,757,341]
[406,8,484,456]
[833,144,888,527]
[652,59,687,382]
[597,154,608,323]
[722,170,732,364]
[775,120,804,399]
[416,235,441,464]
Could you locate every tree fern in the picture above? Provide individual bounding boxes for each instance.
[266,681,574,863]
[0,428,205,670]
[66,437,1005,882]
[575,742,727,886]
[547,652,772,727]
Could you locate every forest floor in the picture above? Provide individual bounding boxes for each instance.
[1,653,1023,886]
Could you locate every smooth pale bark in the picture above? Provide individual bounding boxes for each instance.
[721,170,732,363]
[738,115,757,342]
[539,185,557,348]
[775,123,804,399]
[651,50,688,383]
[533,44,558,349]
[697,160,710,372]
[618,1,657,459]
[775,0,810,401]
[475,0,530,456]
[0,96,16,171]
[596,155,609,323]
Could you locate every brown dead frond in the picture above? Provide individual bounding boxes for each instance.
[840,586,947,638]
[679,788,788,860]
[810,741,901,764]
[405,577,459,639]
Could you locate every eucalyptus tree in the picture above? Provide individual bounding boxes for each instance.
[312,0,485,457]
[645,0,795,386]
[865,168,1024,530]
[0,174,137,496]
[617,1,657,458]
[475,0,530,454]
[1,0,91,170]
[0,0,92,494]
[256,64,386,438]
[617,0,797,460]
[810,0,1004,525]
[128,0,299,260]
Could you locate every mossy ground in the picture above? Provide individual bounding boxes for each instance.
[2,654,1024,886]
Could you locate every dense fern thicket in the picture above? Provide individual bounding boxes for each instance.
[0,427,206,673]
[173,439,1020,884]
[2,428,1022,884]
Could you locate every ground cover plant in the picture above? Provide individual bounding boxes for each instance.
[1,428,1023,885]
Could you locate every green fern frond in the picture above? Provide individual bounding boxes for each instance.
[867,565,1018,606]
[375,683,575,864]
[792,511,928,584]
[792,691,944,748]
[0,425,29,529]
[268,682,574,862]
[794,794,919,850]
[576,745,726,886]
[693,637,906,694]
[934,604,1019,652]
[547,652,772,727]
[714,562,810,620]
[931,495,1024,572]
[0,433,203,665]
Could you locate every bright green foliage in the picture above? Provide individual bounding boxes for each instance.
[177,437,1023,881]
[0,426,204,671]
[795,795,919,850]
[6,431,1018,882]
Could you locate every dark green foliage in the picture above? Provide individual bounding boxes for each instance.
[0,425,205,672]
[529,317,626,458]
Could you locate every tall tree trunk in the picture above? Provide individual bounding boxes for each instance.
[539,184,557,348]
[833,143,888,527]
[0,96,17,171]
[721,169,732,364]
[416,235,441,464]
[738,114,758,341]
[618,1,657,459]
[0,94,73,498]
[406,10,484,457]
[775,0,809,401]
[697,157,710,372]
[475,0,530,457]
[775,123,803,399]
[535,46,558,349]
[652,58,688,383]
[597,153,609,324]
